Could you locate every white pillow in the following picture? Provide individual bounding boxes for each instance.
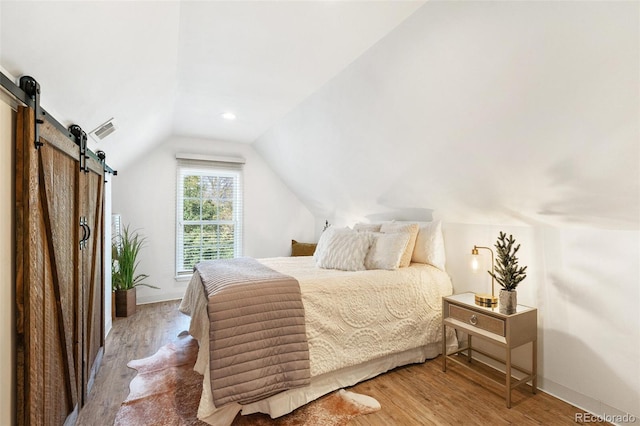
[379,222,419,267]
[314,227,352,261]
[314,226,339,261]
[364,232,411,270]
[411,220,446,270]
[353,222,382,232]
[315,228,373,271]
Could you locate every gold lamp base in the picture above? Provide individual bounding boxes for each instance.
[475,293,498,308]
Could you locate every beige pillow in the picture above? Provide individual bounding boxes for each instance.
[412,221,446,270]
[353,222,382,232]
[393,220,447,270]
[364,232,411,270]
[379,222,419,267]
[291,240,317,257]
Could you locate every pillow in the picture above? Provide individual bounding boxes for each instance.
[291,240,317,257]
[315,227,373,271]
[353,222,382,232]
[411,220,446,270]
[313,226,349,261]
[364,232,411,270]
[379,222,419,267]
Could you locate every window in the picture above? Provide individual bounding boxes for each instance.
[176,157,243,276]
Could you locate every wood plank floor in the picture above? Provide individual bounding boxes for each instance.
[76,300,608,425]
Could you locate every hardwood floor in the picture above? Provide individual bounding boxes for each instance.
[76,301,191,426]
[348,355,608,426]
[76,300,608,425]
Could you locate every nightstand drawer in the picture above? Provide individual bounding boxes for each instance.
[449,304,505,336]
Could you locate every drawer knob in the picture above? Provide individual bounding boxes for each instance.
[469,314,478,325]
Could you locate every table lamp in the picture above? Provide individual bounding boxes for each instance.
[471,245,498,307]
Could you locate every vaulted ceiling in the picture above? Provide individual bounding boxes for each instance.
[0,0,424,168]
[2,1,638,230]
[252,1,639,229]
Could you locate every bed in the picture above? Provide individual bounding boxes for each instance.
[179,222,457,426]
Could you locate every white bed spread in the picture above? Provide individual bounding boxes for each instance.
[179,256,454,425]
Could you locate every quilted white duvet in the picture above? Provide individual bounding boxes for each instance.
[180,256,453,424]
[259,257,452,375]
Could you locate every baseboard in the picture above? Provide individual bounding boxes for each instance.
[104,318,112,338]
[466,352,638,425]
[539,377,638,426]
[136,296,183,305]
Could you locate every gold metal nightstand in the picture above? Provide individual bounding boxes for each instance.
[442,292,538,408]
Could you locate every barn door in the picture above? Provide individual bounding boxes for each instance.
[79,148,105,404]
[16,104,105,425]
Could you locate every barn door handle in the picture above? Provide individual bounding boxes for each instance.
[79,217,90,249]
[84,223,91,242]
[79,218,86,249]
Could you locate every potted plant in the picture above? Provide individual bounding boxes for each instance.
[488,232,527,314]
[112,225,156,317]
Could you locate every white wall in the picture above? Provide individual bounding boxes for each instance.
[442,223,639,419]
[254,1,639,419]
[1,91,16,426]
[111,136,315,304]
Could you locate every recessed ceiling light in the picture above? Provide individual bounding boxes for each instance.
[221,112,236,120]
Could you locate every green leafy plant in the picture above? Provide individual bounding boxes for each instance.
[112,225,157,291]
[488,232,527,291]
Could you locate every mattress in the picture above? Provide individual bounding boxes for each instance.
[179,256,455,425]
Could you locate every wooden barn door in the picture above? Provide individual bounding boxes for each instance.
[79,150,105,404]
[16,105,105,425]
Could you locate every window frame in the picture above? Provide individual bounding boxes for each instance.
[175,161,243,277]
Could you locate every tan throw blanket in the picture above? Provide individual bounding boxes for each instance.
[195,258,310,407]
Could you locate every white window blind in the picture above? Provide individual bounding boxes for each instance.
[176,157,243,276]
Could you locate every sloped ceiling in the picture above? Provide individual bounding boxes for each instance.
[1,1,181,167]
[0,0,424,169]
[2,1,638,230]
[254,1,639,229]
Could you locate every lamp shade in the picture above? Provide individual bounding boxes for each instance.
[470,245,497,307]
[470,252,480,271]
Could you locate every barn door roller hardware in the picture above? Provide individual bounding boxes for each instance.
[19,75,44,149]
[69,124,89,173]
[95,150,117,182]
[3,70,116,175]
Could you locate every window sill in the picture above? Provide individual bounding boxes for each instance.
[175,274,192,282]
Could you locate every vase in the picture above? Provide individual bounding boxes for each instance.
[499,290,517,315]
[115,288,136,317]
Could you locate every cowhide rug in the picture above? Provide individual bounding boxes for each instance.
[115,333,381,425]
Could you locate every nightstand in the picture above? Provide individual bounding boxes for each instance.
[442,292,537,408]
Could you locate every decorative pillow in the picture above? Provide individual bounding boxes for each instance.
[313,226,348,261]
[353,222,382,232]
[379,222,419,267]
[411,220,446,270]
[315,228,373,271]
[291,240,317,257]
[364,232,411,270]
